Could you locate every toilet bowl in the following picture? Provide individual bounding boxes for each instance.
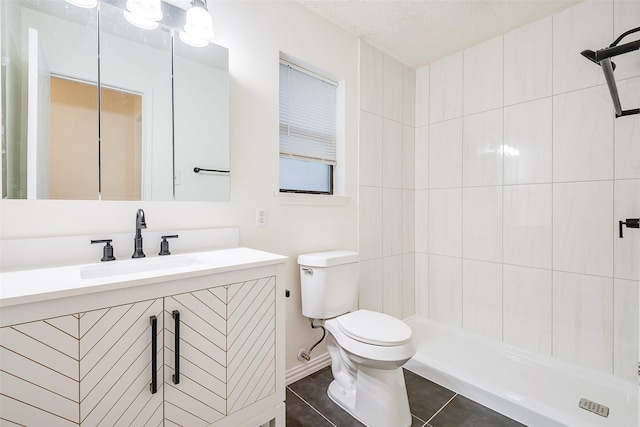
[324,310,416,427]
[298,251,416,427]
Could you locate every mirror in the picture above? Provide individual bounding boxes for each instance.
[1,0,230,201]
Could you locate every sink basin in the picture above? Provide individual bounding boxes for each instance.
[80,255,204,279]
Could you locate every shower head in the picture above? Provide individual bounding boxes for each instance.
[580,27,640,118]
[580,49,616,70]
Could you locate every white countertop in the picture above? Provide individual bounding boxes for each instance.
[0,247,287,308]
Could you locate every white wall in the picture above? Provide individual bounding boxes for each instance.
[411,0,640,380]
[0,1,359,372]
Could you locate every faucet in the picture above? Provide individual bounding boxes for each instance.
[132,209,147,258]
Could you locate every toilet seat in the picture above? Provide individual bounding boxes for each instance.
[336,310,412,346]
[325,310,416,363]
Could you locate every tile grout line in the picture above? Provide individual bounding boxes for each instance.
[425,392,458,425]
[286,386,338,427]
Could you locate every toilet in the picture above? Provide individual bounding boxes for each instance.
[298,250,416,427]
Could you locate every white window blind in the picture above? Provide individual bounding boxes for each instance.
[279,61,337,165]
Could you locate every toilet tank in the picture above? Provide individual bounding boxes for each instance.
[298,250,359,319]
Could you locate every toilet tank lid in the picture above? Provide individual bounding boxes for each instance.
[297,250,359,267]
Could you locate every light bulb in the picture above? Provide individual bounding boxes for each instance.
[66,0,97,8]
[179,31,209,48]
[124,11,159,30]
[184,5,214,42]
[126,0,163,22]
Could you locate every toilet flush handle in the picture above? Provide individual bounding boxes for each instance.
[302,267,313,275]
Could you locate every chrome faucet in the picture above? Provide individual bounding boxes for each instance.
[132,209,147,258]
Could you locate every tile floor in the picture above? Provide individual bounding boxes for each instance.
[286,367,526,427]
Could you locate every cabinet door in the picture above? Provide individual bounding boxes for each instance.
[164,288,227,426]
[78,299,163,427]
[226,277,276,415]
[0,315,80,426]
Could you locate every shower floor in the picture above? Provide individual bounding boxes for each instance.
[404,316,638,427]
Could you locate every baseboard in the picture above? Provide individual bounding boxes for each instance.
[285,352,331,385]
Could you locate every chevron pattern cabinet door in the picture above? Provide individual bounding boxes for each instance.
[0,315,80,426]
[227,277,276,414]
[164,288,227,426]
[78,299,163,427]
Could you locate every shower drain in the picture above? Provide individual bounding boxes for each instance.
[579,398,609,418]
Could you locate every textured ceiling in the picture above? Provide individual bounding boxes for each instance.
[297,0,582,68]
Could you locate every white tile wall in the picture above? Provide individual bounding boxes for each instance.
[503,264,552,356]
[503,98,552,185]
[429,119,463,188]
[462,186,502,263]
[403,125,416,190]
[359,111,383,187]
[462,109,503,187]
[429,188,461,257]
[359,41,416,321]
[553,181,613,277]
[462,259,502,339]
[504,17,552,106]
[384,54,404,123]
[428,255,463,327]
[429,52,463,123]
[383,188,403,257]
[552,85,613,182]
[503,184,552,269]
[359,259,383,312]
[383,255,404,318]
[553,271,614,373]
[615,78,640,179]
[382,118,403,188]
[463,36,503,116]
[614,278,639,380]
[359,0,639,380]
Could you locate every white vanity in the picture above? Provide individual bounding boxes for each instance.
[0,242,287,427]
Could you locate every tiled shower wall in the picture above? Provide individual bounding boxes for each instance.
[358,42,416,320]
[359,0,640,381]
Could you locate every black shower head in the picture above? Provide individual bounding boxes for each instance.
[580,49,617,70]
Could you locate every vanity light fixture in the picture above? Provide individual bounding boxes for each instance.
[182,0,215,46]
[65,0,98,8]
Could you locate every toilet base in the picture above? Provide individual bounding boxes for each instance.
[327,365,412,427]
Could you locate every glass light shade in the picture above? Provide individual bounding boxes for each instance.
[66,0,97,8]
[184,5,215,42]
[124,11,159,30]
[179,31,209,48]
[126,0,163,22]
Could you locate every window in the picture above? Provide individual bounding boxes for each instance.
[279,60,337,194]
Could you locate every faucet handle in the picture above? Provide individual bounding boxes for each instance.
[159,235,179,256]
[91,239,116,262]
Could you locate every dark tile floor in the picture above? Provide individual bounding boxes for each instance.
[286,367,526,427]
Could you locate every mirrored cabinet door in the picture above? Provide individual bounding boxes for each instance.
[2,0,99,200]
[99,2,173,201]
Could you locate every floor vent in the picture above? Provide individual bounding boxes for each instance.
[579,398,610,418]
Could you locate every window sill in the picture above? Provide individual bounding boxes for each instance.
[274,192,350,206]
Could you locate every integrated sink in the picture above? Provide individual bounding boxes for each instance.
[79,255,204,279]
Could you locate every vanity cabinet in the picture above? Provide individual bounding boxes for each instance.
[0,272,281,427]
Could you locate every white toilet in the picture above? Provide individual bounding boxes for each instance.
[298,250,416,427]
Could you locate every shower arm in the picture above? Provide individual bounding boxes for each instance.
[581,27,640,118]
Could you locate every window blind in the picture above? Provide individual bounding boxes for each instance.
[279,62,337,165]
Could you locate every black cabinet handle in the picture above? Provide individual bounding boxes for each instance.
[172,310,180,385]
[150,315,158,394]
